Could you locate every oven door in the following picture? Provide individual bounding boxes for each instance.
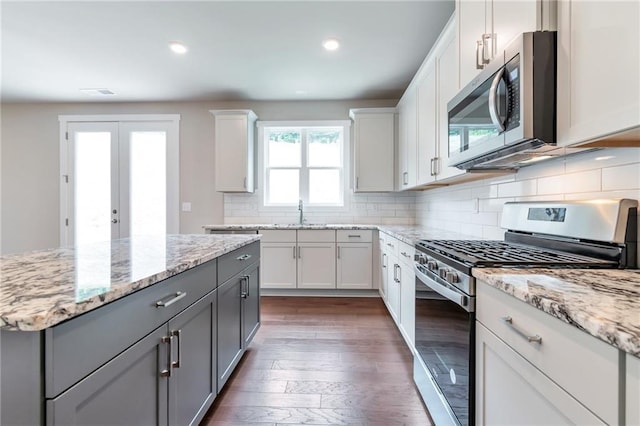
[414,265,475,426]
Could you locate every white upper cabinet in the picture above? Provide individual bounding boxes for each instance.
[435,24,463,181]
[350,108,396,192]
[397,91,418,190]
[210,110,257,192]
[457,0,554,88]
[557,0,640,147]
[416,58,437,185]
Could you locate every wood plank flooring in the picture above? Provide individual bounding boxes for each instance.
[201,296,433,426]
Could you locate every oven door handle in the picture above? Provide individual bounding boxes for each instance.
[414,265,473,312]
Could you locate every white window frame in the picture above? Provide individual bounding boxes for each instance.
[58,114,180,246]
[257,120,351,212]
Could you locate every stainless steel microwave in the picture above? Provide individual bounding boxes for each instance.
[447,31,558,170]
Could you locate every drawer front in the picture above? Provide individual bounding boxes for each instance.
[337,230,373,243]
[297,230,335,243]
[259,229,296,243]
[45,260,217,398]
[397,241,415,266]
[477,281,620,425]
[382,234,399,258]
[218,241,260,283]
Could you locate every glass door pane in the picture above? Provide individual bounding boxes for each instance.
[69,123,118,246]
[128,130,167,237]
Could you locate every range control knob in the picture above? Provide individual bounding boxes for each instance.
[438,268,448,280]
[427,260,438,271]
[445,271,459,284]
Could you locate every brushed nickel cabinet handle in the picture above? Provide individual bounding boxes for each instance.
[171,329,182,368]
[160,335,173,377]
[502,316,542,344]
[476,40,484,69]
[236,254,252,261]
[156,291,187,308]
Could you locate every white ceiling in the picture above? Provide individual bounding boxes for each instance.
[1,1,455,103]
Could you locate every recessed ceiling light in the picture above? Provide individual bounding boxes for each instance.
[322,38,340,51]
[169,41,188,54]
[295,90,307,95]
[80,88,115,96]
[595,155,615,161]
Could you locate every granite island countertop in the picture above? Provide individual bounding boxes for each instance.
[474,268,640,357]
[0,234,260,331]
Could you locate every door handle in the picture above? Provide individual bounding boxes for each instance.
[337,246,341,259]
[488,67,506,132]
[160,335,173,377]
[171,329,182,368]
[476,40,484,69]
[111,218,118,224]
[293,246,296,259]
[482,33,492,64]
[382,253,387,268]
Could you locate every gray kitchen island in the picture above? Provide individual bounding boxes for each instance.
[0,234,261,426]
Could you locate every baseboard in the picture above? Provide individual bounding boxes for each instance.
[260,289,381,297]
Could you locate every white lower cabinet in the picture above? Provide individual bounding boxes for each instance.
[476,322,604,425]
[260,230,297,289]
[386,254,401,324]
[298,242,336,289]
[378,233,388,299]
[336,230,373,290]
[628,353,640,425]
[477,280,621,425]
[260,229,374,291]
[398,243,415,349]
[379,233,415,351]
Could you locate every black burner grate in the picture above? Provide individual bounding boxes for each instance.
[416,240,617,268]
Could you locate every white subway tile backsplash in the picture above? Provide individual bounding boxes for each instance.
[497,179,537,197]
[415,148,639,238]
[602,163,640,191]
[537,169,601,195]
[565,148,640,173]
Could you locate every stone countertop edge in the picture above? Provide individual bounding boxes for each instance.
[473,268,640,357]
[0,234,261,332]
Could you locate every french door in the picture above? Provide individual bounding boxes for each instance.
[60,115,179,246]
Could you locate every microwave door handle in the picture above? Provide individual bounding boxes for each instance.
[488,67,506,132]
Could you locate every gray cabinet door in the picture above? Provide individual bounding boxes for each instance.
[216,277,243,392]
[242,264,260,348]
[47,327,169,426]
[168,290,217,426]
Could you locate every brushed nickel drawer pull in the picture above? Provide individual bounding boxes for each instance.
[156,291,187,308]
[348,234,361,238]
[236,254,252,261]
[502,316,542,344]
[401,251,411,258]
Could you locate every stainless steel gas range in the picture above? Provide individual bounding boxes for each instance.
[412,199,638,426]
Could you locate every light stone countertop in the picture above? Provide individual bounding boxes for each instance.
[473,268,640,357]
[0,234,260,331]
[203,224,481,246]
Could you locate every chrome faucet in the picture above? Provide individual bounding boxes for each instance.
[298,199,305,225]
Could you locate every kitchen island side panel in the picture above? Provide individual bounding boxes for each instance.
[1,330,43,425]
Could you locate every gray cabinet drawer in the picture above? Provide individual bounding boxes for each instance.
[45,260,217,398]
[218,241,260,284]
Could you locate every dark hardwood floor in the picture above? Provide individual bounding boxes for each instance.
[202,296,433,426]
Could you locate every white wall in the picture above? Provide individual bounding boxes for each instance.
[0,99,396,254]
[416,148,640,240]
